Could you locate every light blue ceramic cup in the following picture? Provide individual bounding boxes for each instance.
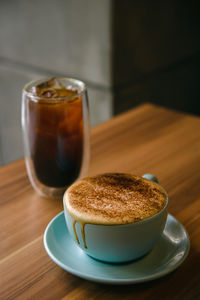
[63,174,168,263]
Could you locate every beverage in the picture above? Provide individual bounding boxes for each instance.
[63,173,168,262]
[65,173,167,225]
[22,78,90,197]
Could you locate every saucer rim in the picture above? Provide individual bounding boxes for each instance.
[43,211,190,284]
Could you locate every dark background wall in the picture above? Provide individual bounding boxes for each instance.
[112,0,200,116]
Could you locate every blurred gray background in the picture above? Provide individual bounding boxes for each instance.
[0,0,200,166]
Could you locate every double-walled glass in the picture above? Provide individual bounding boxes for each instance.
[22,78,90,197]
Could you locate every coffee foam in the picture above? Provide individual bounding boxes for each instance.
[64,173,167,225]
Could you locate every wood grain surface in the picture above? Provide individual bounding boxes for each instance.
[0,103,200,300]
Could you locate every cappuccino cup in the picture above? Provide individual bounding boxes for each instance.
[63,173,168,263]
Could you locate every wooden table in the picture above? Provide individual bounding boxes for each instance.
[1,103,200,300]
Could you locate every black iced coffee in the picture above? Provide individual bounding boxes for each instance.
[25,78,84,189]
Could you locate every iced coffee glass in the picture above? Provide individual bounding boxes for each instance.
[22,78,90,197]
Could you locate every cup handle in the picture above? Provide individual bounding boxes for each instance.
[142,174,159,183]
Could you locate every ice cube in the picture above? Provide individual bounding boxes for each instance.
[39,88,59,98]
[36,78,56,90]
[30,78,78,98]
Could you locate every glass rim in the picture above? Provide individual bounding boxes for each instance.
[22,77,87,102]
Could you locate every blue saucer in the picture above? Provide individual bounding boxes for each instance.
[43,212,190,284]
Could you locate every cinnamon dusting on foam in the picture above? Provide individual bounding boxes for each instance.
[64,173,167,248]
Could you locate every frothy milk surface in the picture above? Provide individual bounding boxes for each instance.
[64,173,167,225]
